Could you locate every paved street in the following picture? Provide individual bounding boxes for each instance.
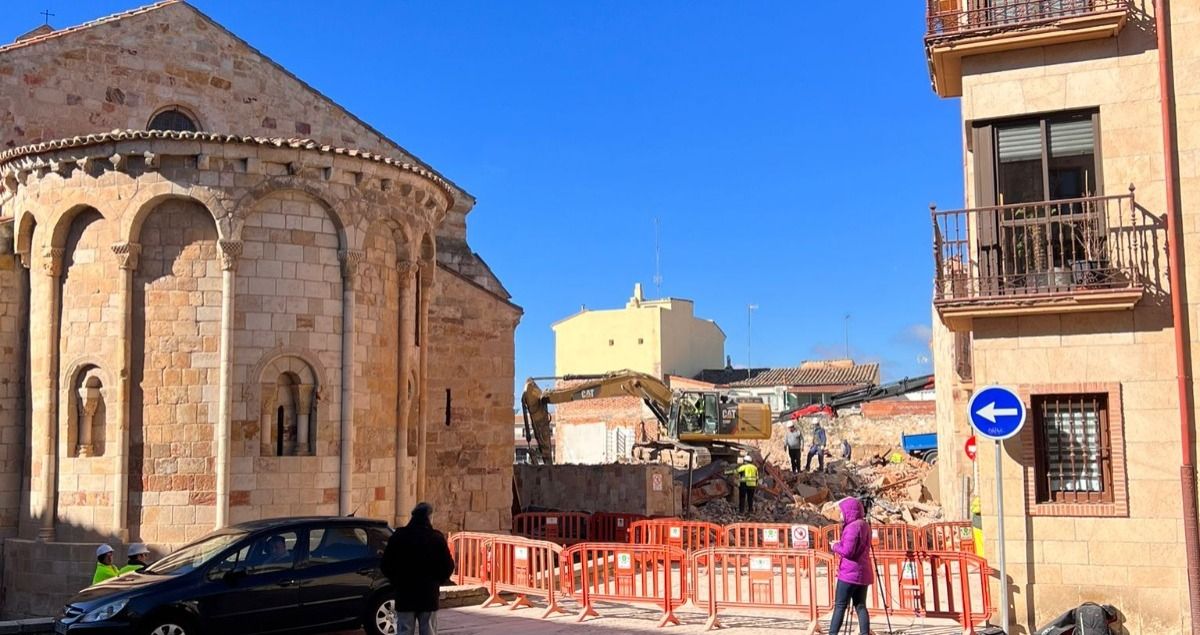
[432,603,972,634]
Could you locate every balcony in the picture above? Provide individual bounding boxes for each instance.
[931,188,1165,328]
[925,0,1132,97]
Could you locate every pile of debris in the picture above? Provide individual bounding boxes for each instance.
[687,449,943,526]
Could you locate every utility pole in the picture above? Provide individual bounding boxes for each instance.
[747,304,758,380]
[653,217,663,297]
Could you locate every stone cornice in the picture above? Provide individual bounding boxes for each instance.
[0,129,455,209]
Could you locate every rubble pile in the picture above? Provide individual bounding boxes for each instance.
[688,446,943,527]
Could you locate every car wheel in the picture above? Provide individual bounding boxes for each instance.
[924,450,939,465]
[364,594,396,635]
[144,617,193,635]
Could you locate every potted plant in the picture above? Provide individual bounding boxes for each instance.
[1070,210,1111,287]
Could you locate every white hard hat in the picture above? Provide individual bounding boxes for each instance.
[128,543,150,557]
[96,544,114,557]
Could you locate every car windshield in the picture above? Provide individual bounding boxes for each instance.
[144,532,246,576]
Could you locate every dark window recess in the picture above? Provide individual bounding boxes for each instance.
[275,406,285,456]
[148,109,198,132]
[954,331,973,381]
[1033,393,1113,504]
[444,389,451,427]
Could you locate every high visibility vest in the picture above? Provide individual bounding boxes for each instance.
[735,464,759,487]
[92,563,120,585]
[119,563,145,575]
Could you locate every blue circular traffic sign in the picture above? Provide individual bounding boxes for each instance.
[968,385,1026,440]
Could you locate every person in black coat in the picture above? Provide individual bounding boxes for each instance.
[381,502,455,635]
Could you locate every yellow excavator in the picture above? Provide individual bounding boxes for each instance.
[519,369,773,465]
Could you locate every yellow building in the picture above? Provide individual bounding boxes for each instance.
[924,1,1199,632]
[553,284,724,378]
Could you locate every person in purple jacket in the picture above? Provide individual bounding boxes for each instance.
[828,497,873,634]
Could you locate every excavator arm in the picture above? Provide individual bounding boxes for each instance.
[520,370,675,463]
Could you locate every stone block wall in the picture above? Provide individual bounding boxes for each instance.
[0,231,25,538]
[425,270,519,533]
[515,463,682,518]
[1,540,96,618]
[130,199,221,545]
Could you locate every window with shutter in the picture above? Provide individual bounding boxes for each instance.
[1033,393,1113,504]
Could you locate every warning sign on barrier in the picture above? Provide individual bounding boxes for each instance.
[514,547,528,561]
[902,561,919,581]
[669,527,682,539]
[762,528,780,545]
[790,525,811,549]
[617,553,632,569]
[546,517,558,525]
[750,557,772,571]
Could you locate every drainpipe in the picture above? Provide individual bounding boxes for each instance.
[1155,1,1200,631]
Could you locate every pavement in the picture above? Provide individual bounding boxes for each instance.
[434,602,974,634]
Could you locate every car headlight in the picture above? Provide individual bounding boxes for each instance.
[80,599,128,623]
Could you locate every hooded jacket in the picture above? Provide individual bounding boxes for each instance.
[381,514,456,613]
[830,497,873,585]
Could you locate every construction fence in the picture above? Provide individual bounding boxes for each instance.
[454,517,992,633]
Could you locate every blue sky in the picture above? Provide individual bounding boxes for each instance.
[2,1,964,388]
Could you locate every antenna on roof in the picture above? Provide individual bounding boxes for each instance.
[653,217,663,297]
[39,9,54,25]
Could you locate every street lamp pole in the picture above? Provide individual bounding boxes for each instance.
[747,304,758,380]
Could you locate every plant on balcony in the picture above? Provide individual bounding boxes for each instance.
[1070,208,1112,288]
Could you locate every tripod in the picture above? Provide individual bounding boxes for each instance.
[839,502,896,635]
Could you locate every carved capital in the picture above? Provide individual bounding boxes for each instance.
[111,242,142,271]
[397,259,418,288]
[218,240,243,272]
[296,384,316,412]
[339,249,365,281]
[42,247,65,278]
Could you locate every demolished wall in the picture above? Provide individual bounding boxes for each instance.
[515,464,681,517]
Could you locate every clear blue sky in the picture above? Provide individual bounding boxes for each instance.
[2,1,965,389]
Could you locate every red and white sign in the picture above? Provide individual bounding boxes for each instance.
[965,436,978,461]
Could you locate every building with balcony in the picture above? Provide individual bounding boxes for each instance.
[924,0,1199,632]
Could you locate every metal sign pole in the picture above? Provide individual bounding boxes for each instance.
[995,440,1008,633]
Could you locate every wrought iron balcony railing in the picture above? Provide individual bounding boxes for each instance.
[932,188,1165,305]
[926,0,1130,40]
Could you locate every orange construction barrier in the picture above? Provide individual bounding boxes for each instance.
[691,546,838,631]
[725,523,824,550]
[589,512,647,542]
[448,532,495,585]
[869,523,921,551]
[513,511,589,545]
[921,521,975,553]
[481,536,572,619]
[562,542,689,627]
[629,519,723,553]
[826,550,993,633]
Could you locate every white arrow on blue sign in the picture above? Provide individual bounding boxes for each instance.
[968,385,1026,440]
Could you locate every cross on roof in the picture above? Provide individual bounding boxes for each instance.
[40,9,55,25]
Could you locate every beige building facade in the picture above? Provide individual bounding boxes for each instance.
[553,283,724,378]
[925,1,1199,632]
[0,1,519,616]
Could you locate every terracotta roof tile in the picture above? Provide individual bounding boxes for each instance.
[697,363,880,389]
[0,129,455,205]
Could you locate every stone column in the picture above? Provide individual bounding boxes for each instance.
[394,260,418,526]
[76,386,99,457]
[296,384,314,456]
[215,239,242,529]
[415,262,433,502]
[110,241,139,540]
[38,247,64,541]
[338,250,364,515]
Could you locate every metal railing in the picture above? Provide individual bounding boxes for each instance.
[926,0,1130,40]
[932,187,1164,303]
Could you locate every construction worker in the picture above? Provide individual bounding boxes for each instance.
[92,544,120,586]
[841,438,852,461]
[727,455,759,515]
[971,496,983,556]
[785,423,804,472]
[120,543,151,574]
[805,421,827,472]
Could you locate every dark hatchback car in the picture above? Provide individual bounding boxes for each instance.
[55,517,396,635]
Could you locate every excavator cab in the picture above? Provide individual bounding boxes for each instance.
[670,391,771,443]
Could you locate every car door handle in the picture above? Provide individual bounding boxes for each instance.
[277,579,298,588]
[357,567,375,576]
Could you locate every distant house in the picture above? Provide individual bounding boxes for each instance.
[695,359,881,414]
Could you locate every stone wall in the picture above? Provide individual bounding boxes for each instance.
[1,540,95,618]
[425,270,520,533]
[552,396,660,465]
[515,464,682,518]
[0,240,24,538]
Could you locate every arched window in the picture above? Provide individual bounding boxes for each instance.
[72,369,106,457]
[258,356,319,457]
[147,108,199,132]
